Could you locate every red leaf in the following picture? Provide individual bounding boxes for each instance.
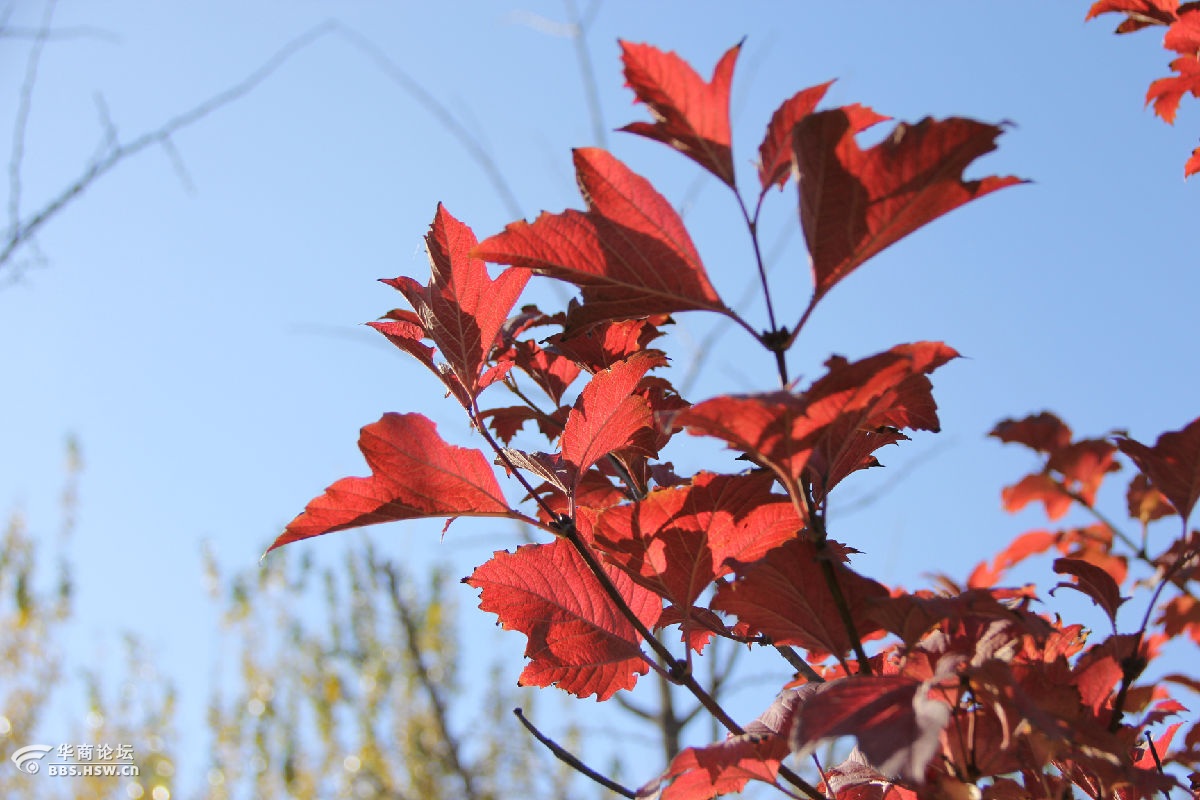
[711,538,889,659]
[757,81,837,191]
[270,413,512,551]
[1086,0,1179,31]
[640,687,818,800]
[1001,473,1073,520]
[1147,55,1200,123]
[546,317,668,373]
[464,539,661,701]
[967,529,1059,588]
[380,205,528,403]
[474,149,728,329]
[592,472,801,644]
[679,342,957,507]
[990,412,1073,454]
[1051,557,1128,627]
[1165,10,1200,53]
[560,352,658,487]
[790,675,951,782]
[793,111,1023,305]
[619,40,740,187]
[1116,415,1200,523]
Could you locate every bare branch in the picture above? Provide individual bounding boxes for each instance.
[514,708,637,798]
[8,0,56,245]
[330,22,524,220]
[0,20,336,272]
[380,561,482,800]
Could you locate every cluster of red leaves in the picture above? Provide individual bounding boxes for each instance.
[1088,0,1200,176]
[272,37,1200,800]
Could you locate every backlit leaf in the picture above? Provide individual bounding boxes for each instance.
[619,40,740,186]
[1116,415,1200,523]
[474,148,728,329]
[270,413,512,551]
[793,111,1023,306]
[464,539,661,700]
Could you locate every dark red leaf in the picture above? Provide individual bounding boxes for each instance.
[592,472,801,645]
[639,687,818,800]
[711,538,889,659]
[679,342,957,507]
[1086,0,1179,31]
[990,412,1073,453]
[1051,557,1128,627]
[1116,415,1200,523]
[1128,473,1177,523]
[270,413,512,551]
[474,149,728,329]
[619,40,740,186]
[790,675,951,782]
[464,539,661,700]
[793,111,1023,305]
[545,317,668,373]
[757,81,837,191]
[381,205,528,404]
[560,352,658,488]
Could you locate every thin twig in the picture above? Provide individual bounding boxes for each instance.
[1,20,336,270]
[514,708,637,798]
[331,23,523,220]
[8,0,57,244]
[381,562,481,800]
[563,0,607,149]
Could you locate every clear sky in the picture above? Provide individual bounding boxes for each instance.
[2,1,1197,793]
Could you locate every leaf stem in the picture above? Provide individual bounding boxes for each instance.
[513,708,636,798]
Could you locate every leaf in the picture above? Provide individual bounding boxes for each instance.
[711,538,889,659]
[381,204,528,403]
[474,148,728,329]
[270,413,512,551]
[619,40,740,187]
[1000,473,1073,520]
[790,675,951,782]
[591,472,801,645]
[464,539,661,700]
[639,686,818,800]
[1086,0,1179,32]
[1147,55,1200,123]
[793,110,1023,305]
[990,412,1073,454]
[546,317,668,373]
[1128,473,1177,523]
[757,80,836,191]
[679,342,957,507]
[560,352,658,487]
[1116,415,1200,523]
[1051,557,1128,627]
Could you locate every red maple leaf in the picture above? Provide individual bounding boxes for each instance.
[679,342,957,508]
[474,148,728,331]
[792,110,1023,311]
[1052,557,1128,628]
[464,539,661,700]
[1087,0,1180,31]
[376,204,528,405]
[1147,55,1200,123]
[756,81,838,191]
[1116,415,1200,523]
[711,538,889,660]
[560,352,658,490]
[991,412,1074,454]
[269,413,514,551]
[545,316,668,373]
[619,40,740,187]
[790,674,951,782]
[591,471,801,645]
[639,687,818,800]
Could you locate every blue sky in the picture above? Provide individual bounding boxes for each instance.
[2,1,1197,793]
